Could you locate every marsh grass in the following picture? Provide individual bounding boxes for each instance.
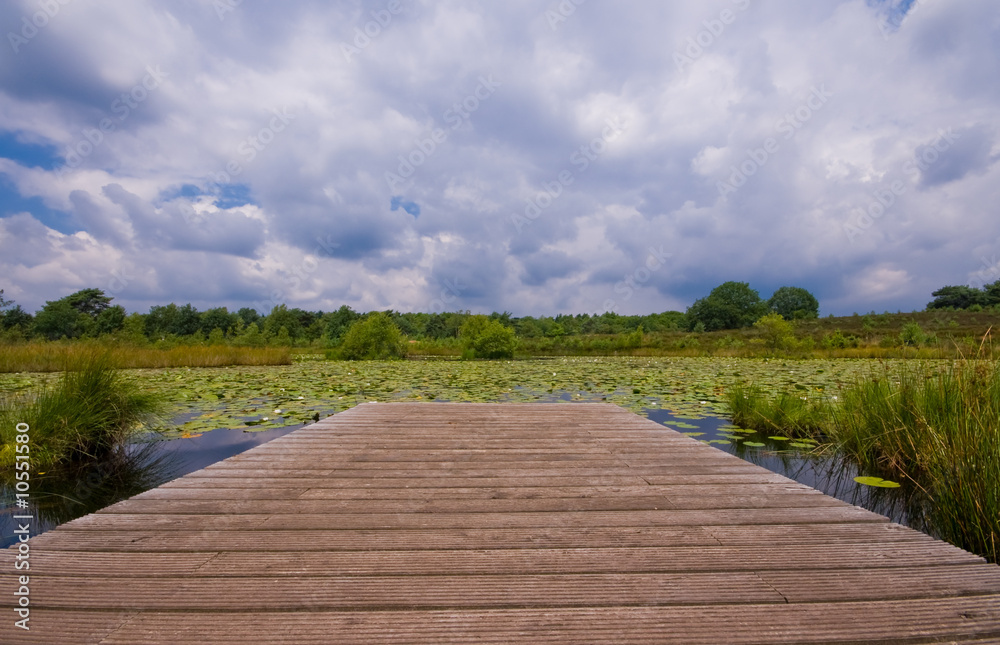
[0,352,164,471]
[726,384,830,438]
[0,343,291,372]
[833,360,999,562]
[727,360,1000,562]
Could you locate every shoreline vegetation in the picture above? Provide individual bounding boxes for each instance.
[0,308,996,373]
[0,352,164,471]
[728,359,999,563]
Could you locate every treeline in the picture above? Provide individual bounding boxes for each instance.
[927,281,1000,311]
[0,288,689,347]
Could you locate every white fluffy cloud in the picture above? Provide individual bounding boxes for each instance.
[1,0,998,316]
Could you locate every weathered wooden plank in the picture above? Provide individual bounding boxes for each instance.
[12,598,1000,645]
[96,492,845,515]
[4,543,983,579]
[4,572,788,609]
[56,505,888,532]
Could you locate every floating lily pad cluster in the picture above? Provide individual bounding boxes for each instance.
[0,357,948,440]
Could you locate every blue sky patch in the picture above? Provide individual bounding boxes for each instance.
[0,174,77,233]
[213,183,257,209]
[390,196,420,217]
[0,131,61,171]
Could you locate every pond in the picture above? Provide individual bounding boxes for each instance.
[1,357,937,548]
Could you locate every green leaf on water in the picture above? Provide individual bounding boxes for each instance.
[669,422,700,429]
[853,476,901,488]
[789,442,815,449]
[768,436,791,441]
[743,441,766,447]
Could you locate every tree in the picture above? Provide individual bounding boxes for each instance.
[927,285,988,310]
[753,313,795,350]
[339,312,407,360]
[687,282,768,331]
[64,288,113,317]
[460,315,516,359]
[95,305,127,336]
[263,304,302,341]
[34,300,88,340]
[201,307,238,336]
[237,307,261,327]
[983,280,1000,307]
[324,305,360,343]
[768,286,819,320]
[2,305,33,332]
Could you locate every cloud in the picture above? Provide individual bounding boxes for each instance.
[1,0,998,317]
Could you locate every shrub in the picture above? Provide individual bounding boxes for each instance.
[753,313,795,350]
[338,312,407,360]
[460,315,516,359]
[899,321,929,347]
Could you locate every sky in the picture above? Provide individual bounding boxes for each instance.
[0,0,998,318]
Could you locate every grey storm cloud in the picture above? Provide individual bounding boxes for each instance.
[0,0,999,316]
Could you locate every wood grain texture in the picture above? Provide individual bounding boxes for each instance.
[3,402,999,644]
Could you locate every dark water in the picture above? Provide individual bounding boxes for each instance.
[2,404,929,548]
[642,408,931,532]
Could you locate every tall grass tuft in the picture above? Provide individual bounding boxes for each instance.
[726,360,1000,562]
[833,360,999,562]
[0,343,291,372]
[726,384,829,438]
[0,352,164,471]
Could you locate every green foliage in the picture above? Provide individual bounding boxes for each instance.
[338,312,407,360]
[822,329,859,349]
[899,321,930,347]
[325,305,361,343]
[927,285,988,310]
[768,286,819,320]
[96,305,127,336]
[35,299,89,340]
[460,315,516,359]
[687,281,769,331]
[0,352,164,470]
[753,313,795,350]
[234,322,266,347]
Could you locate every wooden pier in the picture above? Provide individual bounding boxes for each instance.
[3,402,1000,643]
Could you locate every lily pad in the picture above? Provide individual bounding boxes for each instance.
[768,436,791,441]
[742,441,766,447]
[853,476,901,488]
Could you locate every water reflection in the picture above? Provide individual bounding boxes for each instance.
[643,407,936,537]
